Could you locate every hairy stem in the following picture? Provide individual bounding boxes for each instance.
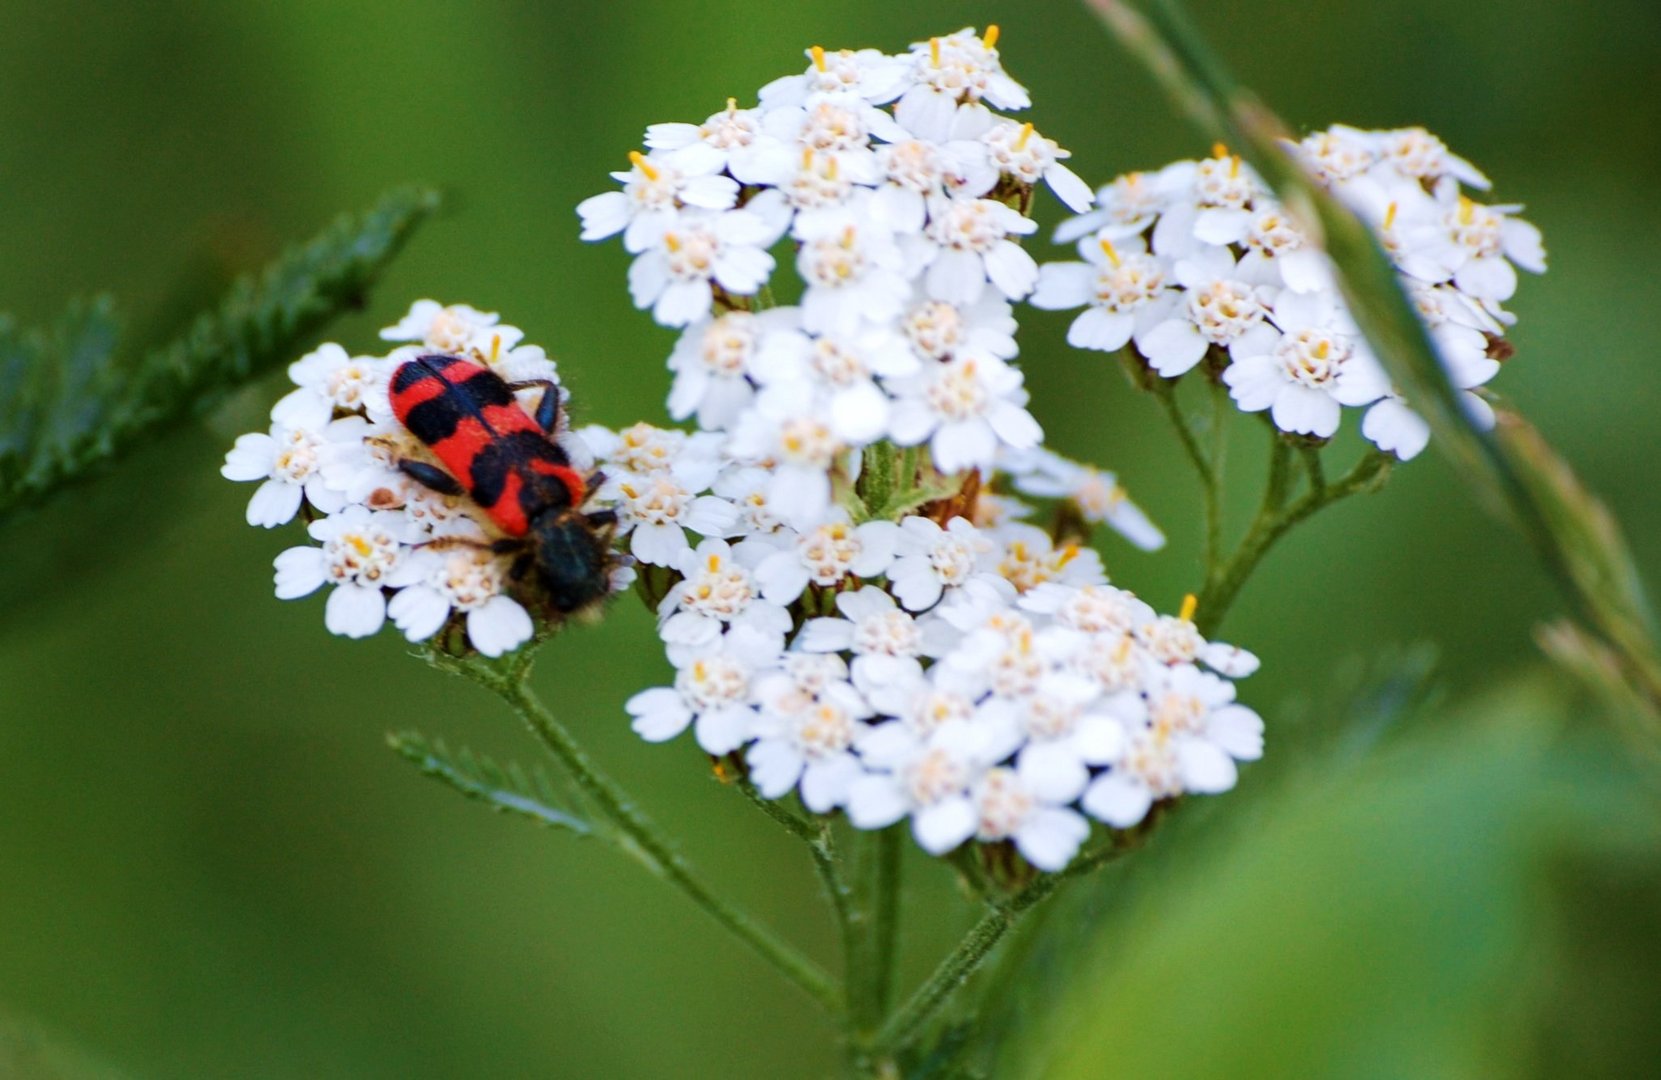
[867,838,1139,1059]
[1205,378,1230,573]
[1154,381,1216,492]
[464,662,840,1012]
[1197,449,1392,636]
[737,779,860,991]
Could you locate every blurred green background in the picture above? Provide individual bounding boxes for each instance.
[1,1,1657,1076]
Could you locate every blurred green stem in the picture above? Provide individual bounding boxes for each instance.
[1197,448,1391,637]
[866,836,1143,1060]
[738,779,859,975]
[846,827,901,1039]
[1206,378,1230,571]
[456,658,840,1012]
[1153,378,1222,575]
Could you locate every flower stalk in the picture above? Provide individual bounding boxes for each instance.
[448,651,841,1013]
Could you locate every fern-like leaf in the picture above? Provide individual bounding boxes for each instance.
[387,730,592,835]
[0,185,440,524]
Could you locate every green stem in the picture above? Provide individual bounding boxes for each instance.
[1300,445,1327,496]
[871,827,901,1019]
[867,839,1137,1059]
[1155,380,1226,577]
[1155,381,1216,491]
[476,668,840,1012]
[1204,378,1230,573]
[736,780,860,984]
[862,441,897,521]
[1197,449,1392,636]
[845,827,902,1040]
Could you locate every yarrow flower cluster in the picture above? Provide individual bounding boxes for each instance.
[577,25,1109,531]
[223,301,625,656]
[575,28,1257,872]
[1035,126,1546,458]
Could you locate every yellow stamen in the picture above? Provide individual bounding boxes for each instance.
[348,535,373,558]
[929,37,941,67]
[489,333,502,364]
[810,44,827,72]
[664,232,682,253]
[801,146,814,170]
[1179,593,1198,623]
[1458,194,1475,226]
[1015,122,1034,150]
[826,155,839,180]
[725,96,738,114]
[629,150,660,181]
[706,554,721,572]
[983,24,1000,48]
[1098,238,1122,267]
[1211,142,1229,159]
[1383,201,1398,231]
[1229,155,1240,179]
[1056,543,1081,567]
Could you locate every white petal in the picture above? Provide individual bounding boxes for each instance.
[627,688,692,742]
[466,596,534,658]
[926,249,987,305]
[1082,774,1152,827]
[221,433,275,481]
[1453,255,1517,303]
[246,480,303,528]
[847,776,909,829]
[1194,207,1251,246]
[1015,808,1090,871]
[913,797,977,854]
[1017,743,1090,803]
[269,388,332,430]
[800,754,860,813]
[1066,307,1135,352]
[273,546,327,599]
[654,280,715,328]
[387,585,450,642]
[797,617,855,653]
[1029,262,1093,311]
[1201,642,1260,678]
[1137,320,1208,377]
[748,739,805,798]
[983,241,1038,301]
[631,522,690,568]
[324,583,387,639]
[1044,163,1096,213]
[695,705,753,755]
[1222,355,1283,412]
[1178,739,1238,794]
[1362,397,1431,460]
[1271,385,1341,438]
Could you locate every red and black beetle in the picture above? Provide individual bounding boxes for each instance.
[389,353,617,614]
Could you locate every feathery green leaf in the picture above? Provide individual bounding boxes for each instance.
[0,186,440,525]
[387,730,592,835]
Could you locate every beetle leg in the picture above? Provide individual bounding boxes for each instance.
[507,379,563,435]
[398,459,465,496]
